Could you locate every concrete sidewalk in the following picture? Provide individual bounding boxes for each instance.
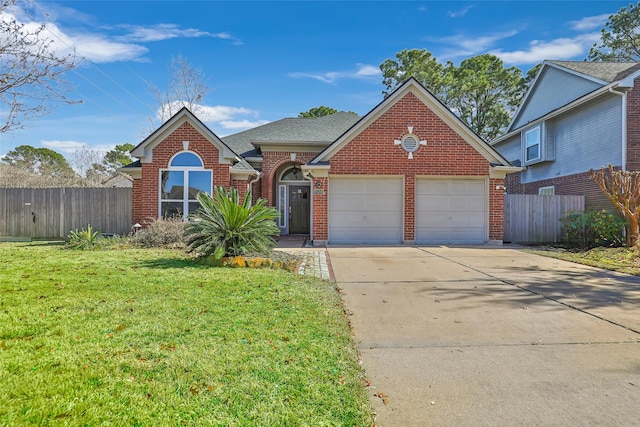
[329,246,640,426]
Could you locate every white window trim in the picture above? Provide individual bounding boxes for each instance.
[159,151,212,221]
[524,125,542,164]
[538,185,555,196]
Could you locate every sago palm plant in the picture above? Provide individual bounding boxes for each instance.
[185,186,280,260]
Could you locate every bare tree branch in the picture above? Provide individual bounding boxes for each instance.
[590,164,640,247]
[0,0,81,133]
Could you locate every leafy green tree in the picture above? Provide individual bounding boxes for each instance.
[380,49,530,141]
[185,187,280,260]
[381,49,446,99]
[100,143,135,173]
[446,54,526,141]
[1,144,74,177]
[588,2,640,62]
[298,106,338,118]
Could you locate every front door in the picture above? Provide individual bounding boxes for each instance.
[289,185,310,234]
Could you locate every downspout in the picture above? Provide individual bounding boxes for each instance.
[609,87,627,171]
[303,170,314,244]
[248,171,261,203]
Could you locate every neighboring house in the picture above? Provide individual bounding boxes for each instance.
[124,78,518,245]
[492,60,640,209]
[102,172,133,188]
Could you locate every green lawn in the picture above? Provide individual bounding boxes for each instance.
[523,246,640,275]
[0,243,371,426]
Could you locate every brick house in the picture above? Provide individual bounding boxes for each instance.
[491,61,640,210]
[125,78,518,245]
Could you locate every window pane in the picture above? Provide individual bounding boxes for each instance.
[170,152,203,167]
[281,167,303,181]
[526,145,539,161]
[161,171,184,199]
[188,202,201,216]
[188,171,212,199]
[161,202,184,219]
[526,128,540,147]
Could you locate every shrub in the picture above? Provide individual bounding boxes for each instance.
[133,217,187,248]
[65,224,101,250]
[560,209,625,249]
[185,187,280,260]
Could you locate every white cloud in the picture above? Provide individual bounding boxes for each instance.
[447,5,473,18]
[219,119,270,130]
[569,14,610,31]
[41,140,87,154]
[490,33,601,65]
[1,4,240,64]
[289,63,381,84]
[430,30,519,58]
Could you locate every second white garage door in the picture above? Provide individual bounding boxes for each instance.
[328,177,403,244]
[415,178,487,244]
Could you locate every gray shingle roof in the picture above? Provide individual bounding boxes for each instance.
[548,60,640,83]
[221,111,360,156]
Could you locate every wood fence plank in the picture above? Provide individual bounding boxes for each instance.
[504,194,585,243]
[0,188,132,239]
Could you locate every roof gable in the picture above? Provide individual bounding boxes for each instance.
[311,78,510,166]
[510,63,603,131]
[130,107,240,164]
[508,61,640,132]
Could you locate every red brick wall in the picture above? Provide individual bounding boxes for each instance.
[311,176,329,241]
[505,170,613,211]
[132,121,232,225]
[261,151,318,206]
[318,91,502,241]
[627,76,640,171]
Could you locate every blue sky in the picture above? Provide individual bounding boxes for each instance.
[0,0,634,163]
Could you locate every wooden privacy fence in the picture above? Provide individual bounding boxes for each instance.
[0,188,132,240]
[504,194,585,243]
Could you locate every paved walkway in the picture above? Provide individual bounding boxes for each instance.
[330,246,640,426]
[275,236,331,280]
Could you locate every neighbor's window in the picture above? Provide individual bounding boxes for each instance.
[159,152,212,220]
[525,126,541,162]
[538,186,555,196]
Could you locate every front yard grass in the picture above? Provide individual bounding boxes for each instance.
[0,243,371,426]
[523,246,640,275]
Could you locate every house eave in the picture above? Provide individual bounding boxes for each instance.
[252,140,331,153]
[117,167,141,179]
[492,81,625,146]
[130,108,239,165]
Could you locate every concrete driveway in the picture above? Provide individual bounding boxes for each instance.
[329,246,640,426]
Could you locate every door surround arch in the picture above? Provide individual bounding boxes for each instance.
[275,163,311,234]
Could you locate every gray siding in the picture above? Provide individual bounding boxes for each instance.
[521,94,622,184]
[512,67,602,130]
[494,136,521,164]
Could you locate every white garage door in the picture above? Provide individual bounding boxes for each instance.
[329,177,403,244]
[415,178,487,244]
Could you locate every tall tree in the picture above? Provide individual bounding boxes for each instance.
[146,55,209,129]
[590,164,640,247]
[0,0,79,133]
[380,49,446,99]
[446,54,526,141]
[298,106,338,118]
[380,49,529,141]
[588,2,640,62]
[1,144,74,177]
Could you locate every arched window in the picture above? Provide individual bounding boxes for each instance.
[160,151,212,220]
[280,166,304,181]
